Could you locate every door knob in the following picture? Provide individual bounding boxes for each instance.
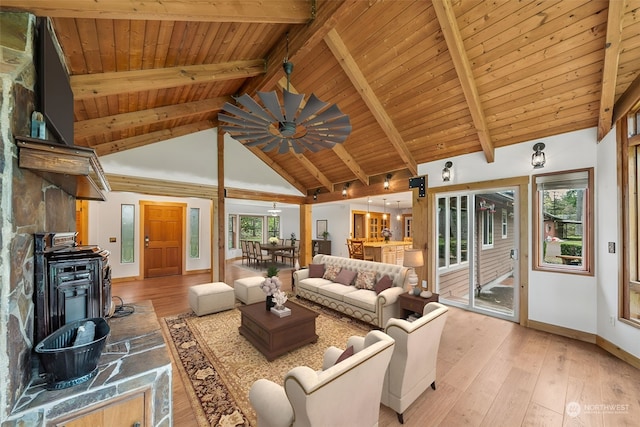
[145,236,149,247]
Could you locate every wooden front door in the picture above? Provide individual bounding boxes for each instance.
[143,203,184,278]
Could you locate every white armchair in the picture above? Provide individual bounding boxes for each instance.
[249,330,395,427]
[381,302,448,424]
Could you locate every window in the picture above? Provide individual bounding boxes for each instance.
[621,110,640,326]
[240,215,264,242]
[481,210,494,248]
[501,209,508,239]
[267,216,280,238]
[121,204,134,263]
[189,208,200,258]
[437,195,468,268]
[533,168,594,275]
[228,214,237,249]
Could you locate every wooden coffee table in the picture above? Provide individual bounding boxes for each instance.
[238,300,319,361]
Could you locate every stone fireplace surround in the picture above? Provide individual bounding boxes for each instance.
[0,12,171,424]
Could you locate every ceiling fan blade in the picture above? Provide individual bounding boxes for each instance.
[301,135,336,149]
[231,130,272,141]
[236,94,277,123]
[296,93,329,123]
[283,90,304,122]
[221,103,271,126]
[306,129,351,142]
[257,91,285,122]
[304,104,347,126]
[290,140,306,154]
[263,138,283,152]
[218,113,267,130]
[243,135,279,147]
[278,140,291,154]
[307,116,351,132]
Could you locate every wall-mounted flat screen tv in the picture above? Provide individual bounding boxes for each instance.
[36,18,74,146]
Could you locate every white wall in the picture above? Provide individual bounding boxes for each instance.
[88,192,212,279]
[596,128,640,357]
[419,127,638,358]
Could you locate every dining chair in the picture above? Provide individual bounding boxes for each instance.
[253,241,270,267]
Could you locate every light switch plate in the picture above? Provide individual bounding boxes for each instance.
[608,242,615,253]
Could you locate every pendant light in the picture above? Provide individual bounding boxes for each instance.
[396,201,401,221]
[366,198,371,218]
[382,198,387,220]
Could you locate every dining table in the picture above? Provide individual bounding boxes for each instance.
[260,244,295,262]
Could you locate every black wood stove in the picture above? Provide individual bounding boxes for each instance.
[33,232,111,345]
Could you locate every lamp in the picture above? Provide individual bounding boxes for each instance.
[382,198,387,220]
[442,161,453,182]
[531,142,546,169]
[396,201,401,221]
[403,249,424,295]
[384,173,392,190]
[366,198,371,218]
[342,182,350,197]
[267,202,282,216]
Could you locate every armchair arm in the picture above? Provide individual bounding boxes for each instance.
[249,379,294,427]
[346,335,366,353]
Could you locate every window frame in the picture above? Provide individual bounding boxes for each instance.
[437,195,469,270]
[532,167,594,276]
[481,209,494,249]
[620,113,640,327]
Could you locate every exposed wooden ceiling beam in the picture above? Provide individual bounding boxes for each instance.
[432,0,495,163]
[597,0,626,141]
[324,29,418,176]
[224,189,305,205]
[71,60,265,100]
[3,0,312,23]
[292,152,333,191]
[613,72,640,124]
[75,97,230,141]
[241,0,360,95]
[92,121,214,157]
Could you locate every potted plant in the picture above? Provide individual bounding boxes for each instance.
[261,266,282,310]
[322,230,329,240]
[290,232,297,245]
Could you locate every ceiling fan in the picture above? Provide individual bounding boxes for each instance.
[218,35,351,154]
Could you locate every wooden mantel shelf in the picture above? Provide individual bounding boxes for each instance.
[15,136,110,201]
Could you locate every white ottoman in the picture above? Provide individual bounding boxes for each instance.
[188,282,235,316]
[234,276,266,305]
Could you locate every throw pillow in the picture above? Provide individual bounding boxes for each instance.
[308,263,325,278]
[323,265,342,281]
[335,345,354,365]
[354,270,377,290]
[335,269,357,286]
[374,274,393,294]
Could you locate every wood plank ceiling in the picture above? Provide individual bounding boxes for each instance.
[4,0,640,201]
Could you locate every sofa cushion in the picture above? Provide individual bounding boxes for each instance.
[323,265,342,281]
[298,277,333,293]
[374,275,393,294]
[354,270,377,290]
[335,269,357,286]
[343,289,378,312]
[335,345,354,365]
[318,283,358,301]
[308,263,325,278]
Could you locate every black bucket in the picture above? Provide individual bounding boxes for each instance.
[35,317,110,390]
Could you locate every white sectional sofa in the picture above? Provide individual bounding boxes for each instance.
[293,254,410,327]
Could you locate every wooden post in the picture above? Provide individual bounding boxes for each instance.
[216,129,225,282]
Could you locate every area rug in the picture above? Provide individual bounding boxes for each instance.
[161,299,372,427]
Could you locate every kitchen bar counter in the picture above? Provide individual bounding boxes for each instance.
[364,241,412,265]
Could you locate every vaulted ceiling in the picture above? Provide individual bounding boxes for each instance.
[5,0,640,201]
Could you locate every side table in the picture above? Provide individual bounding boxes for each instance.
[398,292,440,319]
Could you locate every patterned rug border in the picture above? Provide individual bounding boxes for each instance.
[162,297,373,427]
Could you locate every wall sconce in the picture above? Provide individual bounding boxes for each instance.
[342,182,350,197]
[442,161,453,182]
[531,142,546,169]
[384,173,392,190]
[313,189,320,200]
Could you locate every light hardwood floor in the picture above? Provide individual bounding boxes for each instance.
[112,262,640,427]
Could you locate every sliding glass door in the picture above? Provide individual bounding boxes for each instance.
[436,187,519,321]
